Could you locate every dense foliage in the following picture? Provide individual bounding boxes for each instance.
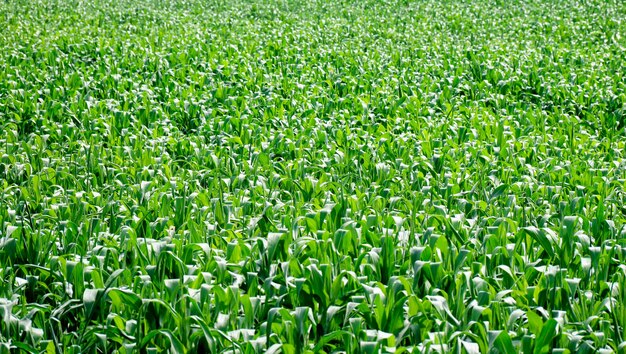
[1,0,626,352]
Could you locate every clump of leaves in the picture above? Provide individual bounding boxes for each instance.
[1,0,626,352]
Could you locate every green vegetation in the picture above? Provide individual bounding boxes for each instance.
[1,0,626,352]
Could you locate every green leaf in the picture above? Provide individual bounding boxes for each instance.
[83,288,103,320]
[140,329,186,354]
[534,319,558,354]
[523,227,555,258]
[107,288,142,311]
[526,310,544,337]
[489,330,516,353]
